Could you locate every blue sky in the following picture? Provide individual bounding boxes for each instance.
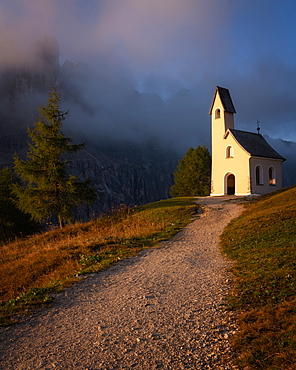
[1,0,296,151]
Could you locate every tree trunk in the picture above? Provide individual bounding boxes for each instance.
[58,214,64,229]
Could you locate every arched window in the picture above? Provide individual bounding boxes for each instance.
[269,166,276,185]
[226,145,234,158]
[215,108,221,119]
[255,165,263,185]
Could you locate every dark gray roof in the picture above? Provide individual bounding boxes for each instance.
[229,129,286,160]
[209,86,236,114]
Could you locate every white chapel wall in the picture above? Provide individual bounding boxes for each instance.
[249,157,283,194]
[211,131,251,196]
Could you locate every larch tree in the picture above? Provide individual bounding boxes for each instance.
[13,90,97,228]
[0,167,40,242]
[170,145,211,197]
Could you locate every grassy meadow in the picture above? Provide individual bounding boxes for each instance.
[2,186,296,369]
[221,186,296,369]
[0,197,197,326]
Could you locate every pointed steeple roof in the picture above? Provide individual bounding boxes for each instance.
[209,86,236,114]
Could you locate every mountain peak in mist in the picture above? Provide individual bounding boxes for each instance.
[31,36,60,68]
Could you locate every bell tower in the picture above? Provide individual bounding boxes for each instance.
[209,86,236,138]
[209,86,236,195]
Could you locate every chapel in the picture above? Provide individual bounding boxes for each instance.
[209,86,285,196]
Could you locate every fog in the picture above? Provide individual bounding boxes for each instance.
[1,0,296,155]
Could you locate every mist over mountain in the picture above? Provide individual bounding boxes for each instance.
[0,36,180,217]
[0,36,295,219]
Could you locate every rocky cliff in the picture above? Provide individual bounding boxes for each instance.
[67,139,177,220]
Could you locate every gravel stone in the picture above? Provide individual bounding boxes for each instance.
[0,196,243,369]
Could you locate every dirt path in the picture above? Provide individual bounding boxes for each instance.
[0,196,244,370]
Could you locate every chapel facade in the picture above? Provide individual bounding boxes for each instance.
[209,86,285,196]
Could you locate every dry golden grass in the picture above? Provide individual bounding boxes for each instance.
[0,198,197,325]
[221,186,296,369]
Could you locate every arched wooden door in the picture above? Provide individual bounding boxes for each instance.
[227,174,235,195]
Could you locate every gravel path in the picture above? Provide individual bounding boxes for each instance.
[0,196,244,370]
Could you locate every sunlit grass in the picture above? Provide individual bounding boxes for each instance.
[221,186,296,369]
[0,197,197,325]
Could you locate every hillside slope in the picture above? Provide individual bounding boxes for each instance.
[221,186,296,369]
[0,197,241,369]
[0,197,197,325]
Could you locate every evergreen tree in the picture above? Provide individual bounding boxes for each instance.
[0,167,40,242]
[13,90,97,228]
[170,145,211,197]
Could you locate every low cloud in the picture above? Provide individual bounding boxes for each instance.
[0,0,296,155]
